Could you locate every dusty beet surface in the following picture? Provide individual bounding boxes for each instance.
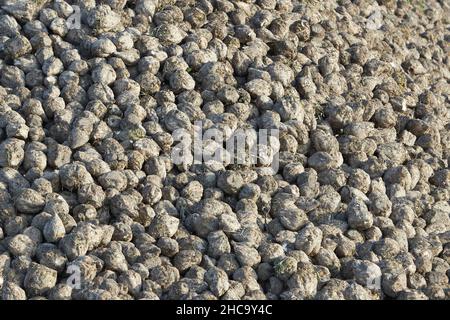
[0,0,449,300]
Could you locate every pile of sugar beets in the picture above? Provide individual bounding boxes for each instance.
[0,0,449,300]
